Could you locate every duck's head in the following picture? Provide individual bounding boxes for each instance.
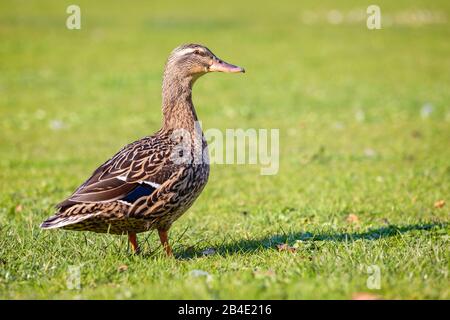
[165,44,245,80]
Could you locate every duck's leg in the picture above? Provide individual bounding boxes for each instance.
[158,229,173,257]
[128,233,140,254]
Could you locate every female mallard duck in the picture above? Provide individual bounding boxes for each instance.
[40,44,244,255]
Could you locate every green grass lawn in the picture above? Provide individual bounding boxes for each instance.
[0,0,449,299]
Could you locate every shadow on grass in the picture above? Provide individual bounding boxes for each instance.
[177,222,447,259]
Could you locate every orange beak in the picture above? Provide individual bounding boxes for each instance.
[208,58,245,73]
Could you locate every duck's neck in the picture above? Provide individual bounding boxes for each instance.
[161,72,199,131]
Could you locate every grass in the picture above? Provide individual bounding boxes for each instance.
[0,0,449,299]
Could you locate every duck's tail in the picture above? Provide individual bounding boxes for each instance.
[40,213,97,229]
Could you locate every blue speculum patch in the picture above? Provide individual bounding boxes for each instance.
[122,185,156,203]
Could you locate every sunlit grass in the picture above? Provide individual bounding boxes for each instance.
[0,0,449,299]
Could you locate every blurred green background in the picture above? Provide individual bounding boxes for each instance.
[0,0,449,299]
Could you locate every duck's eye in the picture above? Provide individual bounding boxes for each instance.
[193,50,201,55]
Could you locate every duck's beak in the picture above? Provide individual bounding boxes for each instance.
[208,57,245,73]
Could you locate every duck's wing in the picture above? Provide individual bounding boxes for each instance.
[56,134,178,210]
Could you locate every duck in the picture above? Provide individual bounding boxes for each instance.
[40,44,245,255]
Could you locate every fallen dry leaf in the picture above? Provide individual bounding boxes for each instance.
[253,269,276,278]
[117,265,128,272]
[276,243,297,253]
[352,292,380,300]
[346,213,359,224]
[411,130,422,139]
[434,200,445,209]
